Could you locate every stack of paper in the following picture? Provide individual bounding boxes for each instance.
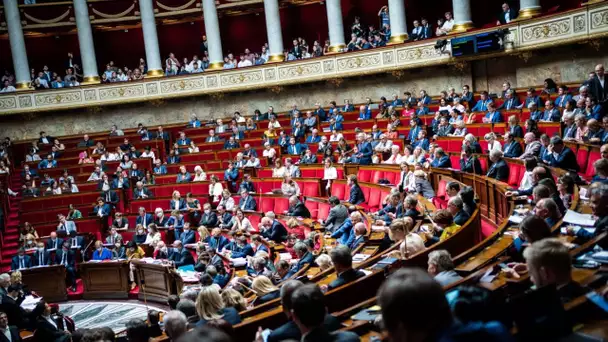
[20,296,41,310]
[563,210,596,227]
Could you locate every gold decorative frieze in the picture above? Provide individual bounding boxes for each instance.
[278,62,322,79]
[159,78,205,94]
[520,18,571,44]
[0,97,16,110]
[35,91,82,106]
[219,71,263,87]
[98,85,144,100]
[0,2,607,116]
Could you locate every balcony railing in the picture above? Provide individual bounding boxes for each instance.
[0,2,607,115]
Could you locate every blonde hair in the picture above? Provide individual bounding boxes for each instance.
[315,254,333,271]
[252,276,278,296]
[195,286,224,320]
[413,170,427,179]
[197,226,210,241]
[286,217,299,229]
[221,288,247,312]
[388,217,414,241]
[10,270,22,283]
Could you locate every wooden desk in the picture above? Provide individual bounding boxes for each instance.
[132,260,182,304]
[20,265,67,302]
[79,261,130,299]
[455,235,514,273]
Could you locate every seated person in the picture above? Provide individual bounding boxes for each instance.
[92,240,112,260]
[11,248,32,270]
[326,245,365,291]
[486,150,509,182]
[427,249,463,286]
[286,196,311,218]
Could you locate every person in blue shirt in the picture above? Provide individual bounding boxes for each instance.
[153,159,167,175]
[412,130,430,151]
[471,91,491,112]
[224,162,239,191]
[347,174,365,205]
[314,103,327,122]
[169,190,188,211]
[418,89,431,105]
[498,90,520,110]
[391,93,403,107]
[584,118,604,145]
[178,223,196,245]
[585,96,603,121]
[408,119,422,144]
[176,166,191,183]
[239,174,255,194]
[528,102,543,121]
[355,133,373,165]
[541,100,561,122]
[430,148,452,168]
[223,136,239,150]
[92,240,112,260]
[176,132,191,146]
[165,210,185,240]
[238,189,257,211]
[519,88,543,109]
[292,121,305,140]
[38,155,57,169]
[188,114,201,128]
[482,102,502,123]
[167,149,181,164]
[331,212,361,245]
[554,85,572,108]
[330,111,344,131]
[415,101,430,116]
[225,236,254,258]
[206,227,230,250]
[305,129,321,144]
[544,136,579,172]
[358,105,371,120]
[507,115,524,138]
[286,137,304,155]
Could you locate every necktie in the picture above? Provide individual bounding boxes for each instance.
[62,253,66,266]
[54,240,57,249]
[40,253,43,265]
[106,193,110,202]
[20,258,24,269]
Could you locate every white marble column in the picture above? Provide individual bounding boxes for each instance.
[3,0,31,89]
[139,0,163,77]
[388,0,408,44]
[452,0,474,32]
[519,0,542,20]
[325,0,346,53]
[73,0,99,83]
[263,0,284,63]
[202,0,224,69]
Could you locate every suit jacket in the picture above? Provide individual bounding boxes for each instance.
[546,147,580,172]
[179,230,196,245]
[434,270,463,286]
[11,255,32,270]
[169,198,187,211]
[347,235,365,250]
[287,202,311,218]
[57,221,77,234]
[169,248,194,267]
[100,191,119,205]
[225,242,254,258]
[262,221,288,243]
[301,327,359,342]
[290,251,314,275]
[33,317,70,342]
[431,155,452,168]
[324,205,349,231]
[498,8,518,24]
[331,218,354,245]
[487,159,510,182]
[268,315,342,342]
[503,141,523,158]
[460,157,482,174]
[484,111,502,123]
[45,238,64,251]
[327,268,366,291]
[1,296,27,328]
[0,325,21,342]
[589,75,608,103]
[33,251,52,266]
[199,211,218,227]
[542,108,561,122]
[349,185,365,205]
[206,235,229,251]
[238,196,257,211]
[421,24,433,39]
[136,213,154,227]
[498,97,521,110]
[519,141,541,159]
[133,187,153,199]
[454,210,471,225]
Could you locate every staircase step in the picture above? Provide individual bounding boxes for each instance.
[2,249,17,257]
[3,242,18,248]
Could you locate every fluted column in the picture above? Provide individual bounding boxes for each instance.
[139,0,163,77]
[202,0,224,69]
[3,0,31,90]
[73,0,99,84]
[387,0,408,44]
[519,0,542,20]
[325,0,345,53]
[263,0,284,63]
[452,0,474,32]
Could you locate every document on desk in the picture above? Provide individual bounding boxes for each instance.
[20,296,41,310]
[563,210,596,227]
[508,215,524,224]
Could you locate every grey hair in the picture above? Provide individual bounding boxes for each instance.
[428,250,455,273]
[163,310,188,339]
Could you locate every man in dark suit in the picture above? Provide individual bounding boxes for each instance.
[487,150,510,182]
[169,241,195,267]
[178,223,196,245]
[430,148,452,168]
[10,248,31,271]
[66,231,85,252]
[0,311,21,342]
[459,147,483,174]
[544,136,580,172]
[45,232,63,251]
[327,246,365,291]
[502,132,523,158]
[133,182,153,200]
[38,131,54,145]
[267,280,342,342]
[260,216,288,243]
[291,284,360,342]
[287,242,314,277]
[136,207,154,228]
[498,90,520,110]
[497,2,517,25]
[286,196,311,218]
[199,204,218,228]
[356,133,373,165]
[589,64,608,109]
[447,197,471,226]
[55,241,77,292]
[32,243,51,266]
[346,223,367,251]
[0,286,27,329]
[420,18,432,40]
[224,236,254,259]
[238,190,257,211]
[323,197,349,232]
[347,176,365,205]
[32,301,70,342]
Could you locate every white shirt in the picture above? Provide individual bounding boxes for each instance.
[374,140,393,152]
[245,158,261,168]
[193,172,207,182]
[0,86,16,93]
[329,133,343,142]
[237,59,253,68]
[1,326,12,342]
[263,148,277,159]
[268,121,281,129]
[219,197,235,211]
[141,151,156,160]
[488,141,502,152]
[323,167,338,180]
[272,167,286,178]
[442,19,454,32]
[209,183,223,201]
[401,233,426,256]
[383,154,403,164]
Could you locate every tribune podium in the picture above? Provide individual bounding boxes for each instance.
[80,261,130,299]
[20,265,67,302]
[132,260,183,304]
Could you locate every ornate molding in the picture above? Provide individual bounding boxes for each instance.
[0,3,607,116]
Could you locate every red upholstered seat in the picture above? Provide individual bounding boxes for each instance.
[305,201,319,219]
[478,158,488,174]
[357,169,373,183]
[384,171,399,185]
[331,183,346,201]
[432,180,448,209]
[450,156,461,170]
[259,197,275,213]
[365,188,382,211]
[507,162,521,187]
[344,184,351,202]
[317,202,330,220]
[436,140,449,151]
[248,215,261,231]
[257,169,273,178]
[575,146,589,175]
[300,181,320,197]
[274,197,290,214]
[301,169,317,178]
[585,150,601,179]
[370,170,383,185]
